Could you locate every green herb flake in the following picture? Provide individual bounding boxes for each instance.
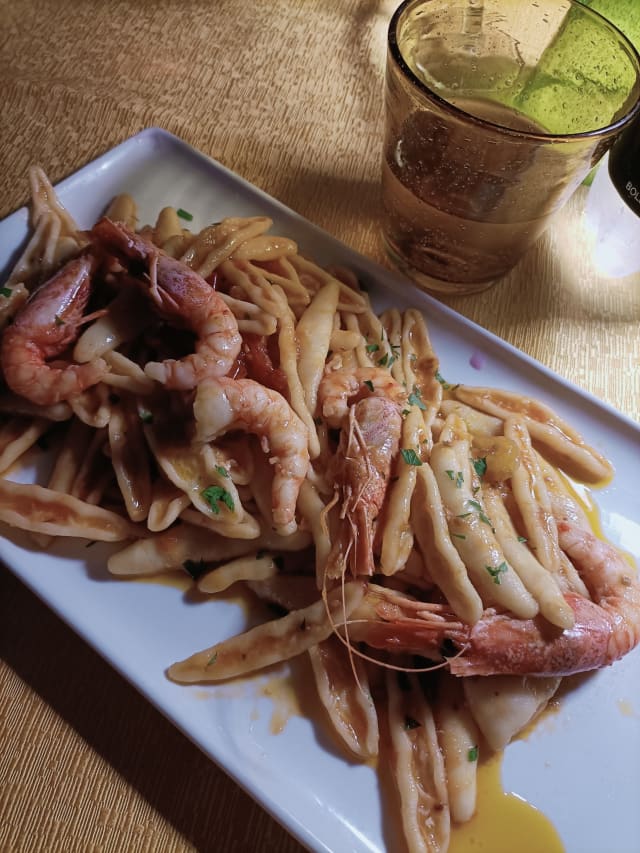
[486,562,508,585]
[366,343,379,353]
[468,745,479,762]
[452,533,466,540]
[206,652,218,667]
[139,409,154,424]
[407,387,427,411]
[445,469,466,488]
[0,286,12,298]
[215,464,229,478]
[435,370,459,391]
[54,314,64,327]
[400,448,422,466]
[517,535,528,543]
[468,499,493,528]
[472,457,488,478]
[378,353,389,367]
[183,558,207,580]
[177,207,194,222]
[401,409,410,417]
[404,715,421,731]
[363,379,375,392]
[201,485,235,514]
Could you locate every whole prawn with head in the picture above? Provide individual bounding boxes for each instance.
[353,511,640,678]
[90,218,241,389]
[1,254,108,406]
[318,367,406,580]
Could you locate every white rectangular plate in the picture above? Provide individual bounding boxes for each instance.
[1,128,639,853]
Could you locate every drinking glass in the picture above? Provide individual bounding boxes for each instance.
[381,0,640,295]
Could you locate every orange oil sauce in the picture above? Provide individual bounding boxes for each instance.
[561,473,639,569]
[448,752,564,853]
[132,569,193,590]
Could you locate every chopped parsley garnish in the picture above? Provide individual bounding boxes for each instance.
[54,314,64,326]
[517,535,528,543]
[407,387,426,411]
[139,409,154,424]
[445,469,464,487]
[452,533,466,540]
[467,499,493,529]
[468,745,479,762]
[472,457,488,478]
[486,562,508,585]
[202,485,235,514]
[0,286,12,298]
[366,343,379,353]
[215,464,229,478]
[183,558,207,580]
[378,353,389,367]
[404,715,421,730]
[177,207,193,221]
[435,370,459,391]
[363,379,375,392]
[400,448,422,466]
[206,652,218,666]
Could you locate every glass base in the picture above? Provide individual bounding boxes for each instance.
[384,241,498,297]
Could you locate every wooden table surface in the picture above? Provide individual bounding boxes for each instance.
[1,1,638,852]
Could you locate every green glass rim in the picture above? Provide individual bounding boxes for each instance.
[388,0,640,142]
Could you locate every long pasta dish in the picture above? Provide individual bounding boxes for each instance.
[1,166,638,852]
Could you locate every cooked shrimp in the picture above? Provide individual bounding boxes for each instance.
[90,218,241,389]
[1,254,108,406]
[194,376,309,535]
[318,366,407,427]
[326,396,402,578]
[348,521,640,677]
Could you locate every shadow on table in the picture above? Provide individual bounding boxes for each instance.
[0,568,304,853]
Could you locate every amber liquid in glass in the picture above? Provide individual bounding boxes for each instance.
[382,97,554,291]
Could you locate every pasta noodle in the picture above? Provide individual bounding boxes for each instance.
[1,167,637,853]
